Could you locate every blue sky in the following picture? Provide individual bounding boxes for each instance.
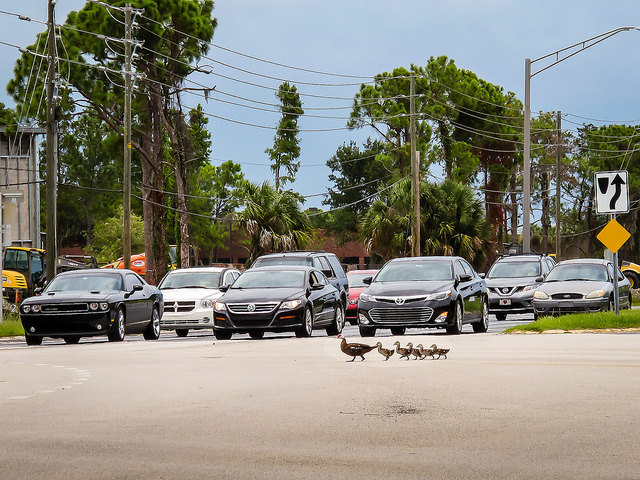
[2,0,640,209]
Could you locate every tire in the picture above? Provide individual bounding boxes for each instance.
[25,335,42,346]
[473,300,489,333]
[295,307,313,338]
[214,329,232,340]
[248,330,265,339]
[108,308,126,342]
[624,271,639,289]
[358,325,376,337]
[175,329,189,337]
[607,297,615,312]
[143,307,161,340]
[495,313,507,321]
[326,304,345,336]
[64,335,81,344]
[390,326,406,336]
[446,301,463,335]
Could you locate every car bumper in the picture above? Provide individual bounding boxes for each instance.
[357,300,452,329]
[533,298,609,316]
[20,310,115,337]
[213,308,305,333]
[488,292,534,315]
[160,309,214,330]
[345,302,358,319]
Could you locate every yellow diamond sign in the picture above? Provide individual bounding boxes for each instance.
[596,219,630,253]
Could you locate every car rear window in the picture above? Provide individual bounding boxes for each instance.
[252,257,312,268]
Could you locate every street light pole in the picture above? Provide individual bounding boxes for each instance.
[522,26,640,253]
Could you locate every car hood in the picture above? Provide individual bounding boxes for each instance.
[485,276,540,288]
[161,288,222,302]
[29,291,116,303]
[538,280,612,295]
[220,287,305,303]
[365,281,455,297]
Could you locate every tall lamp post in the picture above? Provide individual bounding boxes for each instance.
[523,26,640,253]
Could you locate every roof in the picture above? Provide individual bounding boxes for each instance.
[557,258,611,266]
[166,266,236,274]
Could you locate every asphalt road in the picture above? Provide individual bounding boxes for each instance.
[1,317,639,480]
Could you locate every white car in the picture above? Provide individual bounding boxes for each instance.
[158,266,241,336]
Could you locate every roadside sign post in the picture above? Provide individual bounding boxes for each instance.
[595,171,631,315]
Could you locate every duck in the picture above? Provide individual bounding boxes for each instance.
[394,341,412,360]
[338,335,376,361]
[410,344,423,360]
[430,343,450,359]
[417,344,436,360]
[376,342,394,360]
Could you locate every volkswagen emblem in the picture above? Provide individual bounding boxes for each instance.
[247,303,256,312]
[173,301,179,313]
[395,297,405,305]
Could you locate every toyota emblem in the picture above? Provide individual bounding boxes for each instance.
[395,297,405,305]
[247,303,256,312]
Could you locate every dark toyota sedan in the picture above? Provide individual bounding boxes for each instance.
[213,266,344,340]
[532,258,631,318]
[357,256,488,337]
[20,269,163,345]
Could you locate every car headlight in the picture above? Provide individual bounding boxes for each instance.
[359,293,374,303]
[214,302,226,312]
[22,305,31,313]
[523,284,539,292]
[349,299,358,305]
[585,289,607,299]
[281,299,302,309]
[89,302,99,311]
[533,291,549,300]
[89,302,110,311]
[425,290,452,301]
[201,299,214,309]
[100,302,109,311]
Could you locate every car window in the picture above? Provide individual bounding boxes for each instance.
[348,272,375,288]
[487,260,541,278]
[222,271,237,286]
[310,270,328,286]
[317,256,334,277]
[454,261,467,278]
[459,259,475,276]
[125,273,144,291]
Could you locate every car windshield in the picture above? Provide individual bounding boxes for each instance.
[231,270,305,288]
[487,260,540,278]
[252,257,311,267]
[347,272,377,288]
[375,261,453,282]
[159,271,221,289]
[545,264,608,282]
[46,274,123,292]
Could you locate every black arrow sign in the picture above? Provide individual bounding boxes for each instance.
[609,174,626,210]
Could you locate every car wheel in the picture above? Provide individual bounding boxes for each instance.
[296,307,314,338]
[625,271,639,289]
[390,326,406,335]
[446,301,463,335]
[248,330,265,339]
[175,329,189,337]
[64,335,81,344]
[326,304,345,336]
[108,308,126,342]
[473,299,489,333]
[143,307,161,340]
[495,313,507,321]
[607,297,615,312]
[214,329,232,340]
[25,335,42,346]
[359,325,376,337]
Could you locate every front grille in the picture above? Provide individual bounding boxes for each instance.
[374,295,427,304]
[228,302,279,314]
[40,303,89,313]
[490,286,519,296]
[551,293,583,300]
[164,301,196,313]
[369,306,433,324]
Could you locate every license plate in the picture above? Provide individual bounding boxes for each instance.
[499,299,511,306]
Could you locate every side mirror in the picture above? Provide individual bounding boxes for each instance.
[125,284,143,298]
[535,277,543,283]
[311,282,325,291]
[363,277,372,285]
[219,285,229,293]
[459,273,472,283]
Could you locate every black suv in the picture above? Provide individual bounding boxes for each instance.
[251,252,349,309]
[484,254,556,320]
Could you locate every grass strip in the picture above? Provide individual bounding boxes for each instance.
[504,309,640,333]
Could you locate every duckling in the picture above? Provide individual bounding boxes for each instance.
[417,344,435,360]
[393,341,412,360]
[376,342,394,361]
[430,343,450,359]
[410,344,423,360]
[338,335,376,361]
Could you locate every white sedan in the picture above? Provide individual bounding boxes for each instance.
[158,266,241,336]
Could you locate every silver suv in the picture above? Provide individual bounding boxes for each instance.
[484,254,556,320]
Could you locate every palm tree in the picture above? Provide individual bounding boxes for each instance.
[237,182,312,265]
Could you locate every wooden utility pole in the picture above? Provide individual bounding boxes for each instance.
[123,4,132,270]
[555,111,562,260]
[410,76,420,256]
[45,0,57,283]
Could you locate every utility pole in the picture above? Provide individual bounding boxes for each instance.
[555,111,562,260]
[45,0,57,283]
[410,76,420,256]
[123,4,132,270]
